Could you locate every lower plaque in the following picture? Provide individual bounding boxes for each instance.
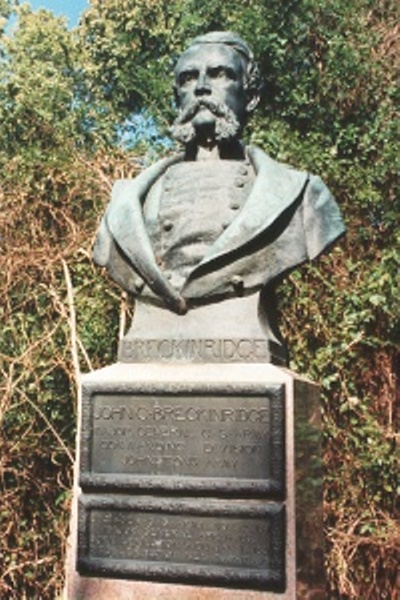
[77,495,285,591]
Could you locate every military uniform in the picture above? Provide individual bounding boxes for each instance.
[93,146,345,314]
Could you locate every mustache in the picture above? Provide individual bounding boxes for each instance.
[170,97,241,145]
[173,97,234,125]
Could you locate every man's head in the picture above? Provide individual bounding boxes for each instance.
[171,31,262,147]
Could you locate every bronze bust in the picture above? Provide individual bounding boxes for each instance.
[93,31,345,362]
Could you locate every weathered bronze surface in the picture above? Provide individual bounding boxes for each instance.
[79,382,285,497]
[92,31,345,357]
[78,495,285,591]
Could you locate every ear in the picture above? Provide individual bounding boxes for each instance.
[246,91,260,114]
[173,83,179,107]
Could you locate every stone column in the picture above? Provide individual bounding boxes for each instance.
[64,357,324,599]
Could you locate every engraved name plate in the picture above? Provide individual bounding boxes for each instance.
[77,495,285,591]
[119,337,273,363]
[80,382,285,496]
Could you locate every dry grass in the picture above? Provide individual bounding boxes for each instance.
[0,148,398,598]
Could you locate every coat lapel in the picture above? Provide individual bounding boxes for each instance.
[192,146,309,272]
[99,146,308,303]
[104,153,187,312]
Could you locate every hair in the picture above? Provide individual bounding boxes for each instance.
[182,31,263,101]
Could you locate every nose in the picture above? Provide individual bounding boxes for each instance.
[195,72,211,96]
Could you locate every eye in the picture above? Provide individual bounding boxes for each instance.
[208,67,225,78]
[208,66,236,80]
[178,70,198,86]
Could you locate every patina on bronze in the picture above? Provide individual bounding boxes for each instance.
[93,31,345,362]
[73,31,342,595]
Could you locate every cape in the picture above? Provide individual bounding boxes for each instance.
[93,146,345,314]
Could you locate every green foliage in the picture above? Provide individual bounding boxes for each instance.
[0,6,78,161]
[0,0,398,597]
[0,144,139,596]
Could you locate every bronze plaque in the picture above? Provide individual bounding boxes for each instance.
[80,382,285,496]
[77,495,285,591]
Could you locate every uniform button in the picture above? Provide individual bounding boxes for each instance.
[230,201,240,210]
[134,280,145,293]
[231,275,242,285]
[231,275,244,294]
[163,220,173,232]
[238,165,248,175]
[234,178,245,188]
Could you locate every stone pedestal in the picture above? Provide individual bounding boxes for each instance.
[64,362,324,599]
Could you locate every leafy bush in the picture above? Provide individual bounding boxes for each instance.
[0,1,398,597]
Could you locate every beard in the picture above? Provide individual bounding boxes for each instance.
[170,97,242,145]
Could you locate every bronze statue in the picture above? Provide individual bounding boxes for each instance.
[93,31,345,360]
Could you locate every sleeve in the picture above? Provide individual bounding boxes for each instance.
[302,175,346,260]
[92,213,112,267]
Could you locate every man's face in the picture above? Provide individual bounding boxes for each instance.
[172,43,248,144]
